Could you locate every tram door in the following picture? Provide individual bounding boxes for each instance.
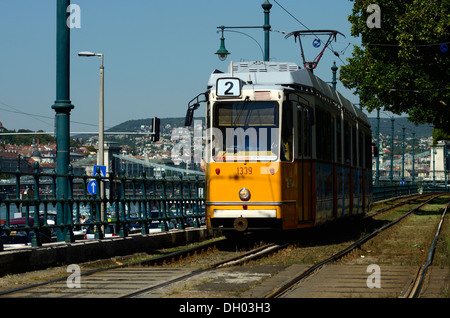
[296,105,313,223]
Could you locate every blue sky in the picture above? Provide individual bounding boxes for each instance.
[0,0,368,133]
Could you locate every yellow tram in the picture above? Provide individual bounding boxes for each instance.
[186,61,373,236]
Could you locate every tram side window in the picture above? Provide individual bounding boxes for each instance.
[359,130,363,168]
[336,117,342,163]
[352,125,357,166]
[303,107,312,158]
[281,102,293,161]
[296,105,312,158]
[316,108,324,160]
[315,107,324,159]
[365,132,372,169]
[344,120,351,164]
[297,108,302,157]
[327,114,336,162]
[315,107,334,162]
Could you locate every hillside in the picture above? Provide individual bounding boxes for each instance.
[108,117,204,134]
[367,117,432,137]
[109,116,432,137]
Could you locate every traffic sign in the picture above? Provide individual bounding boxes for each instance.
[93,165,106,177]
[88,180,98,195]
[313,39,321,48]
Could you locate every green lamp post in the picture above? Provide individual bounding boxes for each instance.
[215,0,272,62]
[331,61,338,89]
[262,0,272,61]
[52,0,74,242]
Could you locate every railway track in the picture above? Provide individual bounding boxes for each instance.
[264,194,448,298]
[407,199,449,298]
[0,194,447,299]
[366,192,435,218]
[0,237,287,298]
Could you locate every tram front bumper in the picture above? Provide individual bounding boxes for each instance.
[209,207,281,231]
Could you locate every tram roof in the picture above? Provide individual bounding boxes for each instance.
[208,61,369,127]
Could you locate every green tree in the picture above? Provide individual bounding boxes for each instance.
[432,128,450,145]
[0,129,56,145]
[341,0,450,133]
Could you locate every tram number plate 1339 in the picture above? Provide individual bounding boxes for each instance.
[237,166,252,175]
[217,78,241,97]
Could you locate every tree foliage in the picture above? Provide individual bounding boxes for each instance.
[341,0,450,133]
[0,130,55,145]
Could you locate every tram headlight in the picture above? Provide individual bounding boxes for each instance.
[239,188,251,201]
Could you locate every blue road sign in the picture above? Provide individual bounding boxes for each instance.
[93,165,106,177]
[88,180,98,195]
[313,39,321,48]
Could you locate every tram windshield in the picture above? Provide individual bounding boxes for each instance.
[212,101,279,161]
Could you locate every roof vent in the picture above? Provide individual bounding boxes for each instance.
[279,64,288,71]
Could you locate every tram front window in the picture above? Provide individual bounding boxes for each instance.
[212,101,279,161]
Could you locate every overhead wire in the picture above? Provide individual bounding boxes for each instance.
[366,42,449,48]
[272,0,348,65]
[0,99,112,130]
[270,2,449,96]
[0,100,53,128]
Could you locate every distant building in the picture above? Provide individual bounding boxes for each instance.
[0,152,32,172]
[431,140,450,183]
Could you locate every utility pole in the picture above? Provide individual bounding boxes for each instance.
[412,132,416,185]
[402,127,405,183]
[390,117,394,185]
[433,145,436,186]
[376,109,380,185]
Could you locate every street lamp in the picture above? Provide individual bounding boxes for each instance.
[216,29,265,61]
[79,51,105,232]
[78,51,104,167]
[215,0,272,62]
[215,27,230,61]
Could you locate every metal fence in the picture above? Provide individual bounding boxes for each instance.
[3,162,445,250]
[373,183,449,202]
[0,162,205,250]
[373,184,420,202]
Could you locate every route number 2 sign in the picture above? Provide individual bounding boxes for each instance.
[217,78,241,97]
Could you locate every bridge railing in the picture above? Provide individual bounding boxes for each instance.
[0,162,205,250]
[373,184,420,202]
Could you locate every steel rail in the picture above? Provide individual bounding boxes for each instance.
[365,193,433,219]
[120,242,288,298]
[408,200,449,298]
[0,238,224,297]
[264,195,441,298]
[0,238,286,298]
